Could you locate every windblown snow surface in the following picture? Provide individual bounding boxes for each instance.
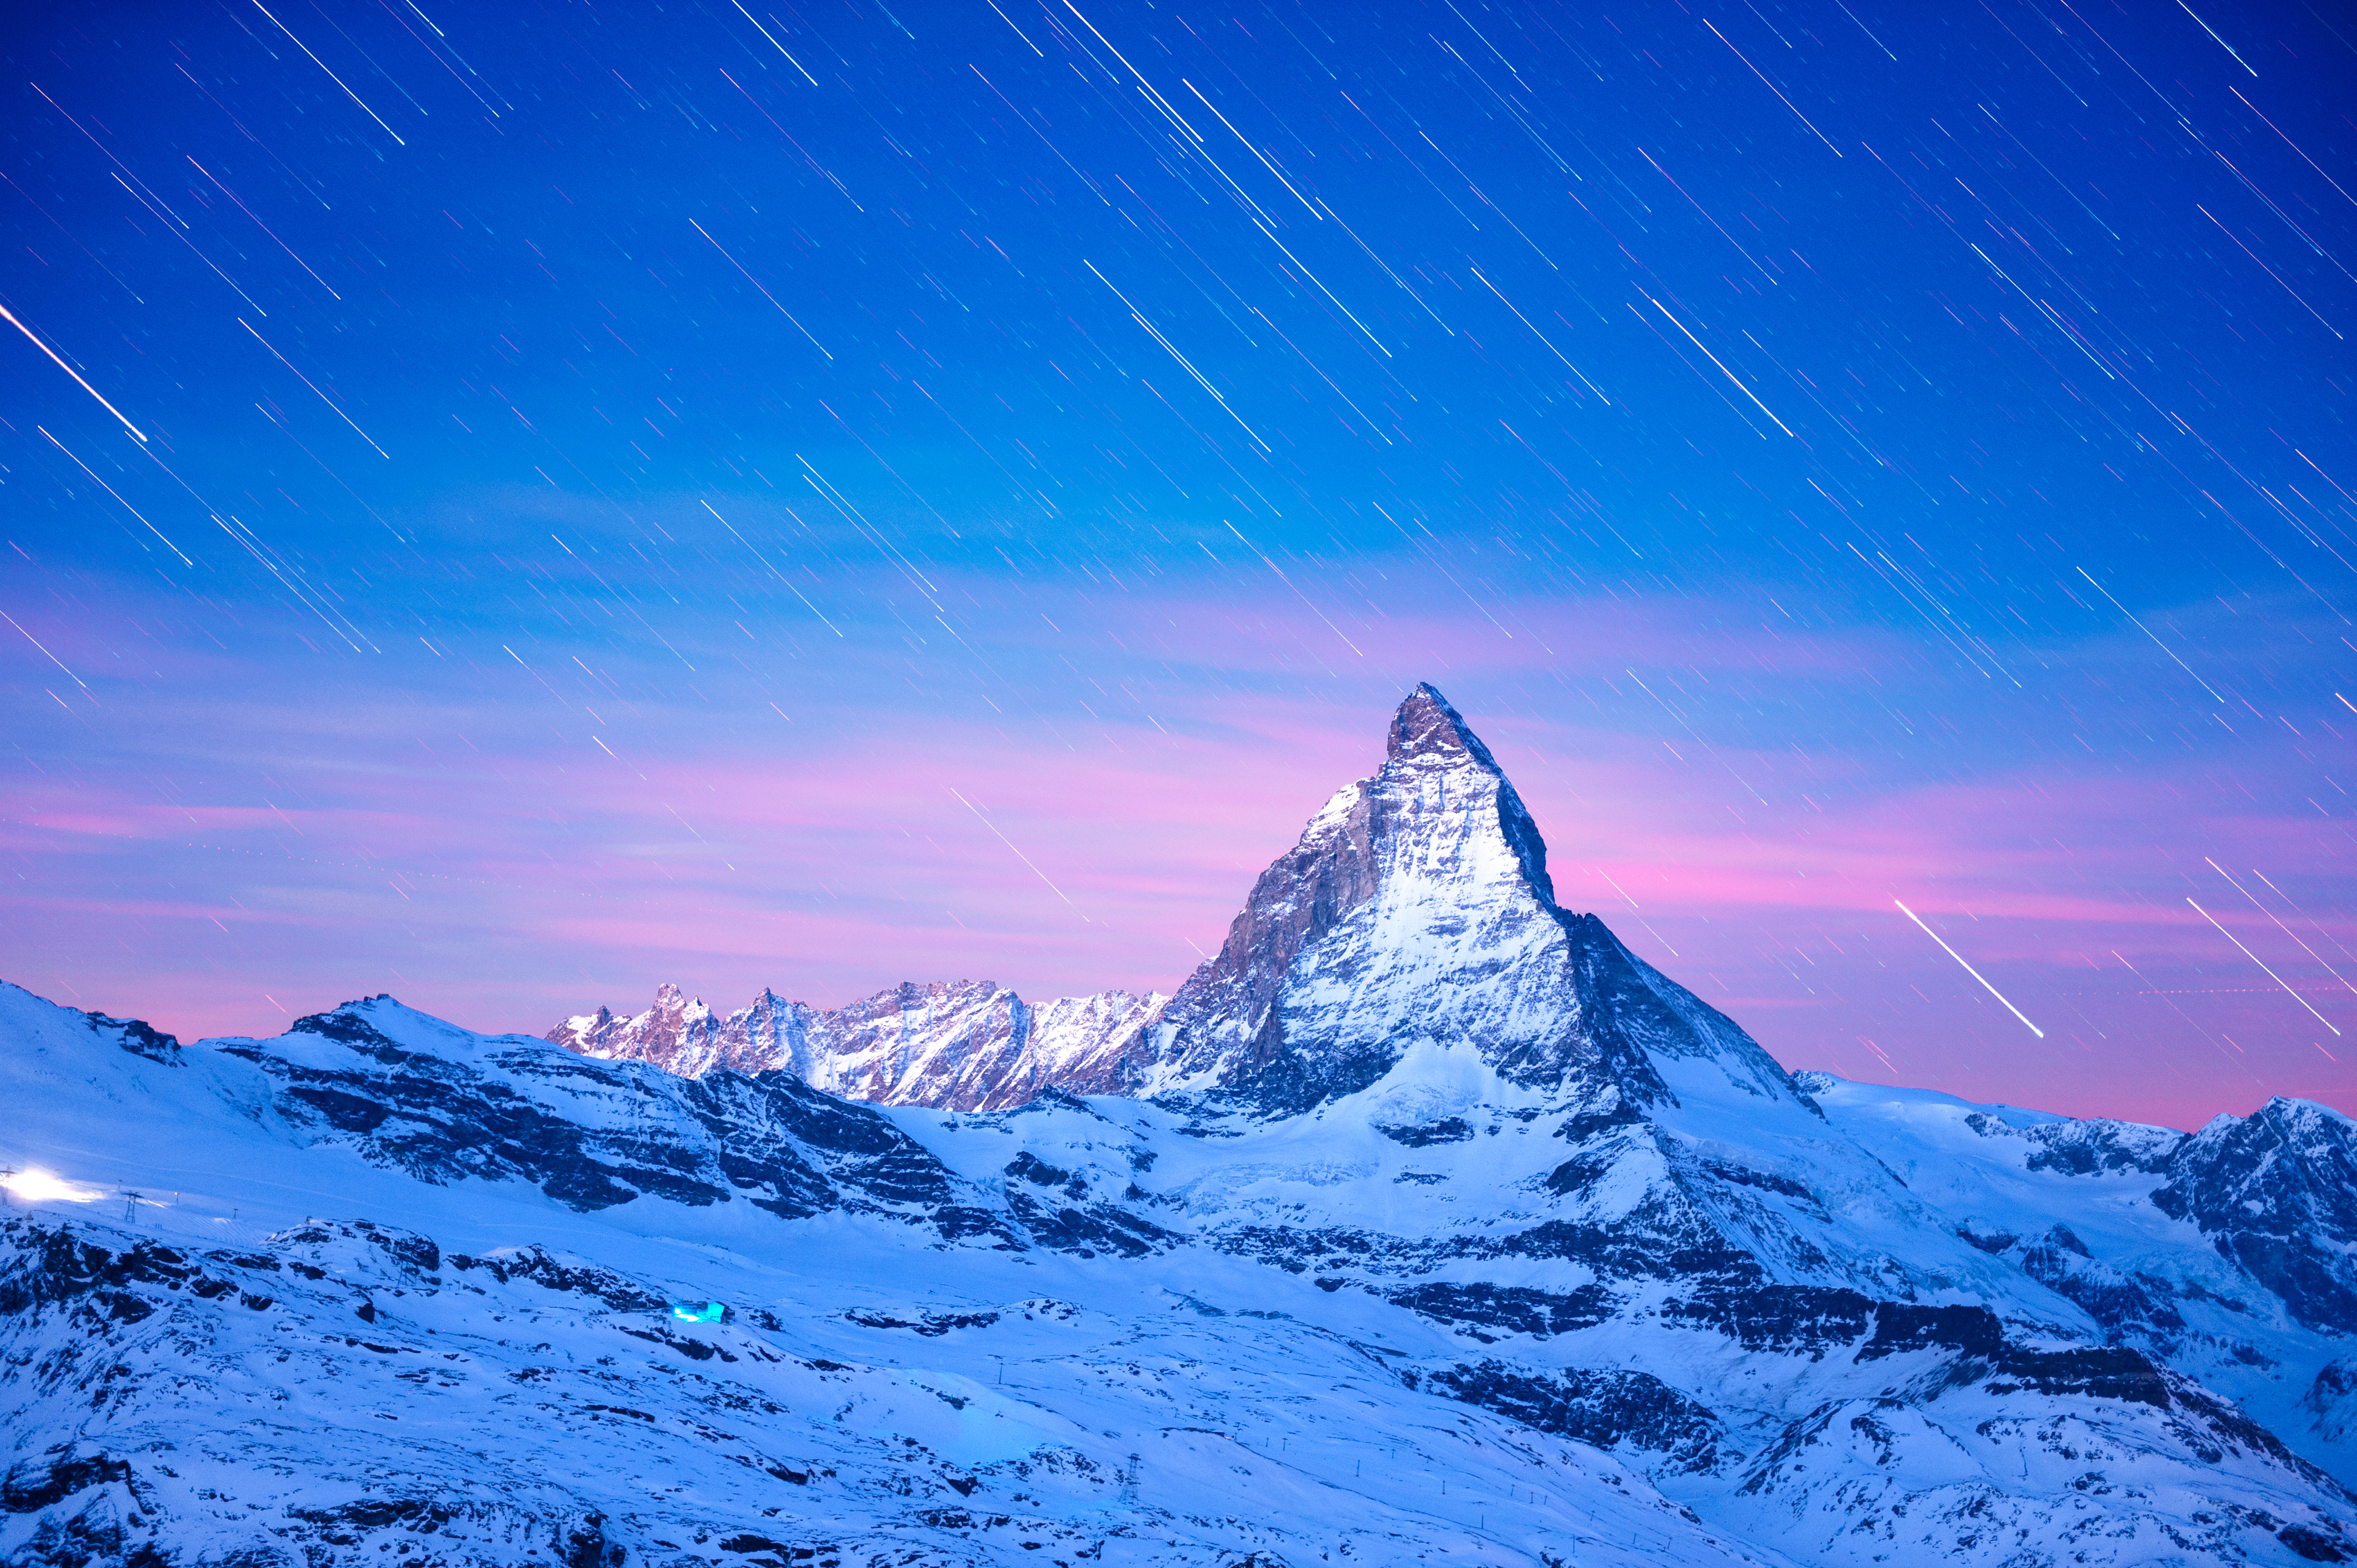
[6,686,2356,1568]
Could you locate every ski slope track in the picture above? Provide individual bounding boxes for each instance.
[8,684,2357,1567]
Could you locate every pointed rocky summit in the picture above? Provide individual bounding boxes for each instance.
[1129,682,1810,1121]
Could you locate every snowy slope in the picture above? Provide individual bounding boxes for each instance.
[7,983,2352,1567]
[9,684,2357,1567]
[0,986,1776,1568]
[1798,1070,2357,1486]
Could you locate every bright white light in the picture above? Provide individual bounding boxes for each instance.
[2,1169,105,1204]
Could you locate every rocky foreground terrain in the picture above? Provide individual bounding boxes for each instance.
[7,685,2356,1567]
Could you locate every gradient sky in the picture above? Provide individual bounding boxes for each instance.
[6,0,2357,1129]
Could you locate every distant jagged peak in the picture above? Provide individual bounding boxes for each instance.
[645,981,716,1030]
[544,974,1169,1113]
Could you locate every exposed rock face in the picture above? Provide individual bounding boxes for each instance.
[2156,1096,2357,1334]
[1425,1361,1733,1473]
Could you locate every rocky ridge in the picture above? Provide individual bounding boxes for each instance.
[550,981,1165,1114]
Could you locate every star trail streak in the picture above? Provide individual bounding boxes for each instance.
[1895,900,2044,1040]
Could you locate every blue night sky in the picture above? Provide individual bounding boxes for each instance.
[6,0,2357,1128]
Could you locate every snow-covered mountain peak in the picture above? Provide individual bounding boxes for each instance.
[2155,1094,2357,1334]
[1131,685,1808,1134]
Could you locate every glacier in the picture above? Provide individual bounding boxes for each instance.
[5,683,2355,1567]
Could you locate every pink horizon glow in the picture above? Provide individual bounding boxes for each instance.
[5,560,2352,1132]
